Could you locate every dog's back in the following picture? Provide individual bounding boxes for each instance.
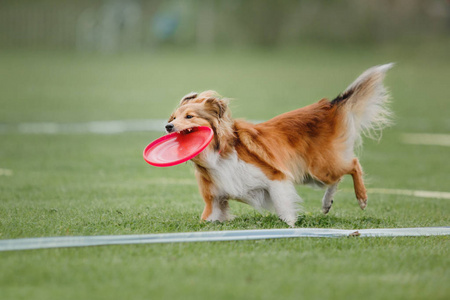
[166,64,393,226]
[233,64,393,216]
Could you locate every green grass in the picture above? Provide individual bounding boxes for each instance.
[0,42,449,300]
[0,238,448,300]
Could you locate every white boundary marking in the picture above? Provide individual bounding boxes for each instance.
[401,133,450,147]
[1,122,447,251]
[147,179,450,200]
[0,168,13,176]
[0,227,448,251]
[0,119,168,134]
[367,188,450,200]
[2,121,449,148]
[0,119,266,134]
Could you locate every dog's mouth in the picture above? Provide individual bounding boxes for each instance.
[179,127,198,135]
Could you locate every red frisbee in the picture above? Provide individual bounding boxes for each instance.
[143,126,214,167]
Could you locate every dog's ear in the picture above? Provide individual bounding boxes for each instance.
[205,97,228,118]
[179,92,198,106]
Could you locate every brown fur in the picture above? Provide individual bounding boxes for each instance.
[168,93,363,218]
[165,64,392,224]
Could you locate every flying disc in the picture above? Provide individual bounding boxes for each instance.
[143,126,214,167]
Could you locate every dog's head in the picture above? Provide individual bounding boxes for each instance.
[165,91,230,135]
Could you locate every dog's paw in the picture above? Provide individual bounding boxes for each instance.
[287,221,296,228]
[322,200,333,214]
[283,217,297,228]
[205,212,234,223]
[358,198,368,210]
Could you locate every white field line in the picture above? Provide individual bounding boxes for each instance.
[147,178,197,185]
[367,188,450,200]
[0,227,449,251]
[2,121,448,198]
[0,119,168,134]
[0,119,267,134]
[2,120,449,148]
[0,168,13,176]
[401,133,450,147]
[147,179,450,200]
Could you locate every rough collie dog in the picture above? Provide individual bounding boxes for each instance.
[165,64,393,227]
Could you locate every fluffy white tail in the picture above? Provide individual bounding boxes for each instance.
[332,63,393,145]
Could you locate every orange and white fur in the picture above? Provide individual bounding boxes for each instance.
[165,64,393,227]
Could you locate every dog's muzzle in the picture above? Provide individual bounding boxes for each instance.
[165,123,175,133]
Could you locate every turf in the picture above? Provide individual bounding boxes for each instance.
[0,42,449,300]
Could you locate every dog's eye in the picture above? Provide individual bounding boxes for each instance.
[185,115,194,119]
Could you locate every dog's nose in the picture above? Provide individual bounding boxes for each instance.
[165,123,175,132]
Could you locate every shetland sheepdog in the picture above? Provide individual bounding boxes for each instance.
[165,64,393,227]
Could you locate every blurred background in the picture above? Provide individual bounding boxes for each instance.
[1,3,449,298]
[0,0,449,183]
[1,0,449,52]
[0,0,449,133]
[1,0,449,131]
[1,0,450,122]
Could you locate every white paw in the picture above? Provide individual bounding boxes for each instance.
[206,212,234,222]
[284,217,297,228]
[322,200,333,214]
[358,198,368,210]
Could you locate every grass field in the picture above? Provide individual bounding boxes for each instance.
[0,42,449,299]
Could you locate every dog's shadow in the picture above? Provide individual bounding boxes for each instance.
[202,213,388,230]
[295,213,387,229]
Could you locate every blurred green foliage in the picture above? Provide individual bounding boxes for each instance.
[0,0,449,51]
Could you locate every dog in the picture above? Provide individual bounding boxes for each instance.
[165,64,393,227]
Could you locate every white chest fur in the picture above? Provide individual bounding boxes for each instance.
[199,150,273,210]
[196,150,302,226]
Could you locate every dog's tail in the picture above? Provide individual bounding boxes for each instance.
[331,63,393,147]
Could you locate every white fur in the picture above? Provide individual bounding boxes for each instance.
[206,196,232,222]
[321,182,339,214]
[343,63,393,146]
[199,150,302,227]
[191,64,393,226]
[337,63,393,163]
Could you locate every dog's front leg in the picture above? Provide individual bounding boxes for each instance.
[322,181,340,214]
[200,189,231,222]
[201,194,213,221]
[268,180,302,227]
[196,170,232,222]
[205,197,233,222]
[195,171,214,220]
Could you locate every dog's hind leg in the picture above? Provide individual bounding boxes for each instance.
[268,180,302,227]
[348,158,368,209]
[322,181,340,214]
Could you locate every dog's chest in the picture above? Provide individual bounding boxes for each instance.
[202,151,269,199]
